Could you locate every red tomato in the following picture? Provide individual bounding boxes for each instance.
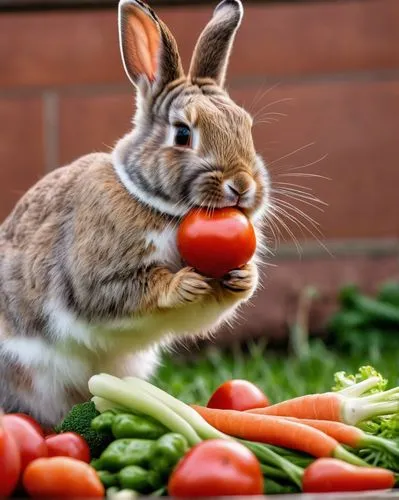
[207,379,270,411]
[177,208,256,278]
[303,458,395,493]
[45,432,90,463]
[0,418,21,497]
[3,414,48,471]
[23,457,104,498]
[168,439,263,497]
[11,413,44,436]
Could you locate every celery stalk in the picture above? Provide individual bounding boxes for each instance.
[89,374,201,445]
[124,376,229,440]
[92,396,127,413]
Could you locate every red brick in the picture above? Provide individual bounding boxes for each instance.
[230,79,399,241]
[0,96,45,222]
[58,89,133,165]
[167,0,399,78]
[1,0,398,88]
[0,10,124,88]
[228,0,399,78]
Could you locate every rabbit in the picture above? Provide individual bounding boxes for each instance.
[0,0,270,428]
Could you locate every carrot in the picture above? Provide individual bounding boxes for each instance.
[279,418,363,447]
[280,417,399,458]
[247,390,399,426]
[192,406,365,466]
[248,393,342,420]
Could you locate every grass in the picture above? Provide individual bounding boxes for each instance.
[152,338,399,405]
[153,281,399,405]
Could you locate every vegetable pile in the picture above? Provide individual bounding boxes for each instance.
[2,364,399,497]
[0,412,104,498]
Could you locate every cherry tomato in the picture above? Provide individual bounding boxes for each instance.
[3,414,48,471]
[168,439,263,497]
[207,379,270,411]
[303,458,395,493]
[23,457,105,498]
[11,413,44,436]
[45,432,90,462]
[0,418,21,497]
[177,207,256,278]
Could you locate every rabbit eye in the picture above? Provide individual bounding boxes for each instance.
[174,124,192,148]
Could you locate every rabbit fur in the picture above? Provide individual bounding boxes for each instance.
[0,0,270,427]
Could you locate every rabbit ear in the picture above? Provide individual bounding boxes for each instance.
[118,0,184,91]
[188,0,243,87]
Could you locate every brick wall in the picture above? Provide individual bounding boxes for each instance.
[1,0,398,339]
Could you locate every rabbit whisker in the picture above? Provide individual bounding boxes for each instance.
[248,83,282,114]
[267,205,303,256]
[272,189,326,212]
[252,97,294,122]
[267,142,316,168]
[277,172,331,181]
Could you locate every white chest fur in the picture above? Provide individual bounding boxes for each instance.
[41,222,246,399]
[144,226,183,271]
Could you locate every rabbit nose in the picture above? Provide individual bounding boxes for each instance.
[224,174,256,202]
[225,183,242,197]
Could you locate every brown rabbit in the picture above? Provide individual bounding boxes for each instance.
[0,0,270,427]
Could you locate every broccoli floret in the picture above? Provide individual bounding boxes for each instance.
[55,401,113,458]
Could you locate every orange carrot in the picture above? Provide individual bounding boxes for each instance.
[192,406,365,465]
[280,417,399,458]
[279,418,362,447]
[246,389,399,427]
[247,393,342,421]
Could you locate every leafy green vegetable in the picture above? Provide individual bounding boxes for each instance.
[327,310,368,335]
[340,284,399,325]
[330,365,399,470]
[332,366,387,395]
[378,281,399,307]
[56,401,112,458]
[327,281,399,358]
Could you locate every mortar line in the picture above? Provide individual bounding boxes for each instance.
[272,238,399,260]
[43,90,59,172]
[1,69,399,99]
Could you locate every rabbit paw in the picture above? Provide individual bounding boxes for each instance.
[221,263,258,295]
[159,267,212,308]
